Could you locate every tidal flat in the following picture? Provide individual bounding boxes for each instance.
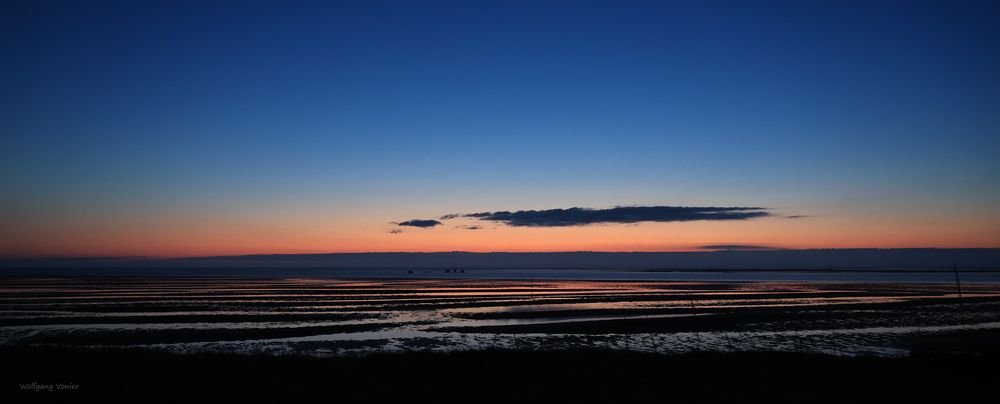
[1,277,998,356]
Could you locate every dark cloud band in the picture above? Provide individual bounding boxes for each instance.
[397,219,442,228]
[456,206,769,227]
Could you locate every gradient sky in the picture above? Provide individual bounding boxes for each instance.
[2,0,999,257]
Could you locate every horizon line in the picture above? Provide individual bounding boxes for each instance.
[5,247,1000,261]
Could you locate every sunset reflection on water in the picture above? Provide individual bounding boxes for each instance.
[2,277,999,356]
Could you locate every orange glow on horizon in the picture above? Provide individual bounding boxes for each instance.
[2,212,998,258]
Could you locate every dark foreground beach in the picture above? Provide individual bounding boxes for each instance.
[4,346,998,401]
[2,276,999,400]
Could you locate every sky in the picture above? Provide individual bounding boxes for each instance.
[1,0,999,257]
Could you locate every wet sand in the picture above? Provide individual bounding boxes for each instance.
[2,277,999,356]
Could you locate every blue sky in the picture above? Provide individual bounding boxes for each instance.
[2,1,998,256]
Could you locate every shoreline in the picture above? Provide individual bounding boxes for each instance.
[3,269,1000,283]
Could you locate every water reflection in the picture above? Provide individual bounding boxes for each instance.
[1,277,998,356]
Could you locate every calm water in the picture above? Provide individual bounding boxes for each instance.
[2,276,999,356]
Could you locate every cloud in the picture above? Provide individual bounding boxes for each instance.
[785,215,812,219]
[388,229,403,234]
[397,219,442,228]
[455,206,770,227]
[455,225,483,230]
[699,244,780,251]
